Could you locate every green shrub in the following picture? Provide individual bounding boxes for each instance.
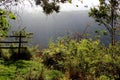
[0,44,36,61]
[99,75,111,80]
[42,38,120,79]
[9,48,32,61]
[0,60,45,80]
[43,70,63,80]
[1,37,120,80]
[0,49,11,60]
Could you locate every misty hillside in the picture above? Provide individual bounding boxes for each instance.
[10,10,107,48]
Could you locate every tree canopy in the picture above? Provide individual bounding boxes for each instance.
[89,0,120,45]
[0,0,81,14]
[0,9,16,37]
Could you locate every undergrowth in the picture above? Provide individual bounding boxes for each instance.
[0,38,120,80]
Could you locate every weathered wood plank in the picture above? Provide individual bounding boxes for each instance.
[0,36,26,37]
[0,47,27,49]
[0,33,28,54]
[0,41,28,43]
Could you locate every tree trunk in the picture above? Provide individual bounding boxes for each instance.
[111,2,115,45]
[111,30,115,45]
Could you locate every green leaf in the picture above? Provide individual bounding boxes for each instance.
[9,13,16,20]
[68,0,72,3]
[0,10,4,15]
[101,30,107,35]
[94,30,100,34]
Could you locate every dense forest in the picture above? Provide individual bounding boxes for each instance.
[0,0,120,80]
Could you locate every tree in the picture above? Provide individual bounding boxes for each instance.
[89,0,120,45]
[0,0,60,14]
[0,9,16,37]
[0,0,81,14]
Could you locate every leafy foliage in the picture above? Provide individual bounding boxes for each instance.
[0,60,45,80]
[0,44,39,61]
[89,0,120,45]
[42,38,120,80]
[0,0,81,14]
[0,37,120,80]
[0,9,16,37]
[0,28,34,61]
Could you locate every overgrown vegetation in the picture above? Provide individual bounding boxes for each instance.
[0,0,120,80]
[0,9,16,37]
[42,37,120,80]
[0,37,120,80]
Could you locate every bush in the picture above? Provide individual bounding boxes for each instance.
[0,49,11,60]
[43,70,63,80]
[0,60,45,80]
[42,38,120,80]
[9,48,32,61]
[1,37,120,80]
[0,44,39,61]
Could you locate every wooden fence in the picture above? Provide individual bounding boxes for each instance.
[0,32,28,54]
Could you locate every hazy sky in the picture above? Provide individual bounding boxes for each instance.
[19,0,99,13]
[60,0,99,11]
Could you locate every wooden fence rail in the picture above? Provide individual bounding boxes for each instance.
[0,32,28,54]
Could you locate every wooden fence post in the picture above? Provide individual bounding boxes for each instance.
[0,33,27,51]
[18,31,22,54]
